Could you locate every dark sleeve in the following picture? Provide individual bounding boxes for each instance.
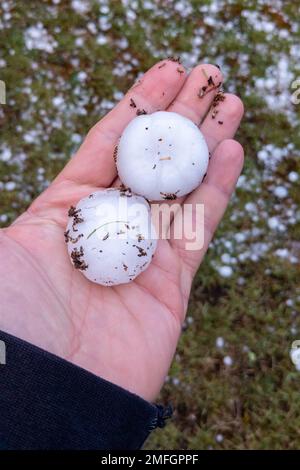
[0,330,172,450]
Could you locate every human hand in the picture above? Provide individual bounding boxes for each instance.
[0,60,244,401]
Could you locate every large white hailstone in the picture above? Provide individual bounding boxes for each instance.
[116,111,209,201]
[65,188,157,286]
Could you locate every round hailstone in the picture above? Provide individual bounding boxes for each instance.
[64,188,157,286]
[116,111,209,201]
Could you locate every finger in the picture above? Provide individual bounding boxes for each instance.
[200,93,244,153]
[55,59,187,187]
[168,63,223,124]
[171,139,244,275]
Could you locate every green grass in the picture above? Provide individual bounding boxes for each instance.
[1,0,300,449]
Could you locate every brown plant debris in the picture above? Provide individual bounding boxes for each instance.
[212,109,219,119]
[71,246,88,271]
[208,75,215,86]
[68,205,84,232]
[212,90,226,106]
[133,245,147,257]
[211,90,226,119]
[167,55,181,64]
[198,68,223,98]
[64,230,83,244]
[160,191,179,200]
[68,205,78,217]
[119,184,132,197]
[113,145,118,162]
[159,156,171,161]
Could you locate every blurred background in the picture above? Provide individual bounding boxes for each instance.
[0,0,300,449]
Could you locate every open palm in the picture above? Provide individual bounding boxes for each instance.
[0,60,244,402]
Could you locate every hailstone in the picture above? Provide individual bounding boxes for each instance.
[116,111,209,201]
[65,188,157,286]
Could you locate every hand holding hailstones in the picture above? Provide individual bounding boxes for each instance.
[65,111,209,286]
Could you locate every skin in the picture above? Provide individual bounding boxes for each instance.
[0,60,244,402]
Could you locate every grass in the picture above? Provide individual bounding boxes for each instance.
[0,0,300,449]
